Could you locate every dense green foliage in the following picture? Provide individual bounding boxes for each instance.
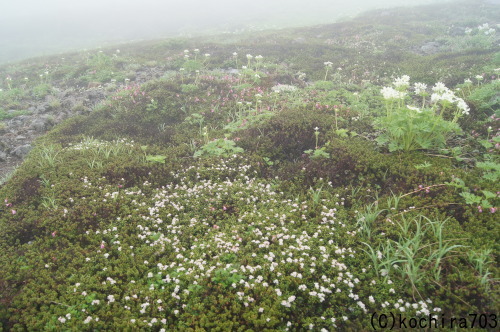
[0,0,498,330]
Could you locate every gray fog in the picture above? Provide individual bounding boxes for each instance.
[1,0,453,64]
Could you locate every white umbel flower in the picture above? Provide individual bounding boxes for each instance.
[393,75,410,88]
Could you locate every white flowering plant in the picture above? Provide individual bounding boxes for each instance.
[375,76,468,152]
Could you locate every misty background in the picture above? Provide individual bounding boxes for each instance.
[0,0,459,64]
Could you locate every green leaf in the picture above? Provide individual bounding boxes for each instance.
[481,199,493,209]
[375,135,389,146]
[414,161,432,169]
[477,161,500,171]
[146,155,166,164]
[479,140,493,149]
[446,177,465,189]
[459,192,482,205]
[482,172,498,182]
[335,128,349,138]
[482,190,497,199]
[388,142,401,152]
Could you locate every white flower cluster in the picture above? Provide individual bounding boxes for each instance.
[381,75,470,115]
[465,23,495,36]
[65,156,441,329]
[430,82,470,115]
[393,75,410,89]
[281,295,296,307]
[380,86,406,100]
[477,23,496,35]
[413,82,427,95]
[380,75,413,99]
[271,84,298,93]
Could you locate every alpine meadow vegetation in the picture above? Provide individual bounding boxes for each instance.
[0,0,498,330]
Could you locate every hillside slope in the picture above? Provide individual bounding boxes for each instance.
[0,0,498,330]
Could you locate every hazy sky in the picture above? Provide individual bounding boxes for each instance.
[0,0,453,63]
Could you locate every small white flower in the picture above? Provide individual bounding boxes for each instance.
[432,82,448,94]
[407,105,421,112]
[381,86,405,99]
[393,75,410,88]
[456,99,470,115]
[413,82,427,95]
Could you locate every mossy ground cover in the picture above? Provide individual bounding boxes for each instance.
[0,0,499,330]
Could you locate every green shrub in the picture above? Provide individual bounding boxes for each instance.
[194,138,244,158]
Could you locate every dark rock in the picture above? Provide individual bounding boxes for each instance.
[62,95,79,108]
[30,115,54,132]
[11,144,32,158]
[34,102,49,114]
[420,41,442,55]
[8,116,29,128]
[85,89,106,101]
